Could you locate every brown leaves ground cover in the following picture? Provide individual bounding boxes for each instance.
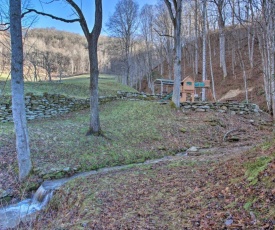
[30,140,274,230]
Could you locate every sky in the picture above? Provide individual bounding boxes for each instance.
[31,0,158,35]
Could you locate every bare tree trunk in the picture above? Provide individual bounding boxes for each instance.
[272,50,275,118]
[220,29,227,78]
[194,0,199,80]
[207,21,216,101]
[86,0,102,135]
[173,1,182,107]
[202,0,207,101]
[165,0,182,108]
[215,0,227,78]
[10,0,32,181]
[248,26,255,68]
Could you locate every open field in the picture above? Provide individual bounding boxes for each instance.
[0,74,136,98]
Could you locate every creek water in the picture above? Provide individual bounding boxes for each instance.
[0,152,191,229]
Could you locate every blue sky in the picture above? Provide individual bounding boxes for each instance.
[31,0,158,35]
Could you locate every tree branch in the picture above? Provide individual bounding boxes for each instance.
[0,23,10,31]
[91,0,102,39]
[153,28,174,38]
[65,0,90,39]
[164,0,176,27]
[25,8,80,23]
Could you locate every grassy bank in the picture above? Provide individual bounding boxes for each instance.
[29,136,275,229]
[0,74,136,98]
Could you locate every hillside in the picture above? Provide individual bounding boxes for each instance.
[142,27,268,111]
[0,74,136,98]
[1,26,270,111]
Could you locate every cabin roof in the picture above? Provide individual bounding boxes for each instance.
[154,79,174,85]
[181,76,194,82]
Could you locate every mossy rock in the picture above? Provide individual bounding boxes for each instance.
[180,128,187,133]
[0,196,12,203]
[42,170,66,180]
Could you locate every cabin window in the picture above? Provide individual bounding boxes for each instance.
[187,82,192,86]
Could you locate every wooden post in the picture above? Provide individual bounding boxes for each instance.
[161,81,163,97]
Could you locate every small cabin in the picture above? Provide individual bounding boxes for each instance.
[180,76,195,102]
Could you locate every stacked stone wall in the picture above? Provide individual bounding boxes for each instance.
[181,101,260,115]
[0,91,260,123]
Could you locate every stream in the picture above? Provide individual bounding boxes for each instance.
[0,146,248,230]
[0,146,248,229]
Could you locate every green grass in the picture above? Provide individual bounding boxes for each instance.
[1,100,176,178]
[0,74,136,99]
[245,156,272,185]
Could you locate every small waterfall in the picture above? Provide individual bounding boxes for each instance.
[0,177,76,229]
[31,185,53,208]
[0,185,54,229]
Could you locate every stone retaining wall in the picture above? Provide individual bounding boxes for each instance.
[0,92,157,123]
[181,101,260,115]
[0,91,260,123]
[0,93,116,123]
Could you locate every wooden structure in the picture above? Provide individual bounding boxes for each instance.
[180,76,195,102]
[154,77,211,102]
[154,79,174,96]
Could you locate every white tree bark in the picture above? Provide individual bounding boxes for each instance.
[194,0,199,80]
[164,0,182,108]
[10,0,32,181]
[202,0,207,101]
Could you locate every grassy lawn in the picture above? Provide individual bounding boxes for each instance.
[0,74,136,98]
[1,100,183,181]
[28,101,176,176]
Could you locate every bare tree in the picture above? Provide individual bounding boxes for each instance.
[106,0,139,86]
[9,0,32,181]
[154,2,174,80]
[201,0,207,101]
[212,0,228,78]
[164,0,183,108]
[140,4,156,93]
[27,0,102,134]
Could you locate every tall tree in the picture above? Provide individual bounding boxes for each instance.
[154,2,174,80]
[10,0,32,181]
[140,4,156,93]
[27,0,102,134]
[213,0,228,78]
[201,0,207,101]
[164,0,183,107]
[106,0,139,86]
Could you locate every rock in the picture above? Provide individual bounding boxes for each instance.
[195,108,206,112]
[0,188,9,198]
[225,218,233,226]
[187,146,198,152]
[176,152,188,156]
[63,167,70,172]
[201,105,210,109]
